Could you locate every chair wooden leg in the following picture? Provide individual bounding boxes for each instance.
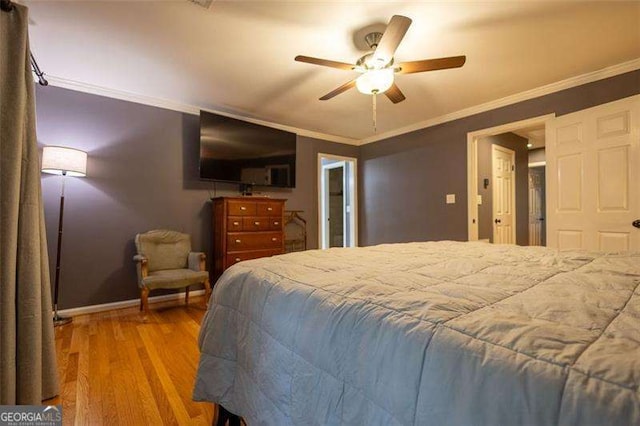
[204,278,212,307]
[141,287,150,314]
[185,286,190,306]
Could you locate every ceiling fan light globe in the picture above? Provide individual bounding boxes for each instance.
[356,68,394,95]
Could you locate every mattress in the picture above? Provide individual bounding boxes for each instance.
[193,241,640,425]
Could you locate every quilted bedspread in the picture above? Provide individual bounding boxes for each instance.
[193,241,640,425]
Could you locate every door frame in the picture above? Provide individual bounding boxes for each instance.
[317,153,358,249]
[467,113,555,241]
[322,160,346,249]
[491,144,516,244]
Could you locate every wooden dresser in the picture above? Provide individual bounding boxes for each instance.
[212,197,286,280]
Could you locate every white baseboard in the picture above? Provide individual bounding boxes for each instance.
[57,289,206,317]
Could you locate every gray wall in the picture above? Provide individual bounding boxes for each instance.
[37,70,640,309]
[477,133,529,245]
[36,86,357,309]
[359,70,640,246]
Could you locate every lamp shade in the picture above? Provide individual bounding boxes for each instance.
[356,68,394,95]
[41,146,87,177]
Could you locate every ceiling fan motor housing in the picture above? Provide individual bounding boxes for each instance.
[364,32,383,50]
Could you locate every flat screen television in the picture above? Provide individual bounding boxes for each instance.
[199,111,296,188]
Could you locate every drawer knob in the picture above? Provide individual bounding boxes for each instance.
[267,207,273,211]
[254,221,260,225]
[240,206,247,211]
[235,239,241,243]
[233,221,239,226]
[235,257,241,262]
[271,237,277,242]
[274,221,279,225]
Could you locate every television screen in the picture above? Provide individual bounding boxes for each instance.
[199,111,296,188]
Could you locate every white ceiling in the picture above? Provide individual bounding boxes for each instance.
[24,1,640,143]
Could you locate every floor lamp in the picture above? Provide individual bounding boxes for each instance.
[41,146,87,327]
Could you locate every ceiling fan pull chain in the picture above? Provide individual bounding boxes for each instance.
[372,92,377,132]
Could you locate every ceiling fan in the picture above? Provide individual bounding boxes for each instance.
[295,15,466,104]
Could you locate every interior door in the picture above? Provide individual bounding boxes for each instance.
[327,165,345,247]
[319,154,358,249]
[492,145,516,244]
[321,160,347,248]
[528,167,545,246]
[546,95,639,251]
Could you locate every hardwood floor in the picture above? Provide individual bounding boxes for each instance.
[44,296,220,425]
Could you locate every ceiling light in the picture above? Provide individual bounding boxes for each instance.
[356,68,394,95]
[527,143,533,148]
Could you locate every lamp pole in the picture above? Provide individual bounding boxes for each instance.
[41,146,87,326]
[52,172,71,326]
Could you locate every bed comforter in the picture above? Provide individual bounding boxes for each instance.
[193,241,640,425]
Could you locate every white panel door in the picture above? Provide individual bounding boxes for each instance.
[547,95,640,251]
[492,145,516,244]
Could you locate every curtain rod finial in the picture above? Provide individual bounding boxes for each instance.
[1,0,14,12]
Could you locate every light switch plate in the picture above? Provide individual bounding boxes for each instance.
[477,195,482,205]
[446,194,456,204]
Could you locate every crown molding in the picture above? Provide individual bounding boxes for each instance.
[359,57,640,145]
[45,58,639,148]
[45,75,360,146]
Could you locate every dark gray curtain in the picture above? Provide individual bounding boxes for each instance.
[0,3,59,403]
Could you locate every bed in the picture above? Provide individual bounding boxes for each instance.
[193,241,640,425]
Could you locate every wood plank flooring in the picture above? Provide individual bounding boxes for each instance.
[43,297,222,425]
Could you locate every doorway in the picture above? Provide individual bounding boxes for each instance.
[467,114,554,245]
[528,165,546,246]
[318,154,358,249]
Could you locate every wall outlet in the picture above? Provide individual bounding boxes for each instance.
[446,194,456,204]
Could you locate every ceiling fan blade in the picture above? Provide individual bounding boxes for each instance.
[295,55,355,71]
[396,55,466,74]
[372,15,412,66]
[385,83,406,104]
[319,79,357,101]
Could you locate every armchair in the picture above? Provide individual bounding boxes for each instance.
[133,229,211,313]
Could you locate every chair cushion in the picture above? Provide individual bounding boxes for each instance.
[141,269,208,290]
[136,230,191,271]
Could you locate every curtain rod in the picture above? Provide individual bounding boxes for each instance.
[2,0,49,86]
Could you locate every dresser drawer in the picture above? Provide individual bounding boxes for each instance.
[227,200,257,216]
[213,197,287,281]
[227,232,283,251]
[226,249,282,267]
[269,217,283,230]
[227,217,244,231]
[257,202,283,216]
[242,217,270,231]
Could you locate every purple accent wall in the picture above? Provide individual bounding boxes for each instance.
[36,70,640,309]
[36,86,357,309]
[359,70,640,246]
